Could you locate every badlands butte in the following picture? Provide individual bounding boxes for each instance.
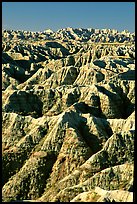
[2,27,135,202]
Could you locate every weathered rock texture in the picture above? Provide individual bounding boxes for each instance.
[2,27,135,202]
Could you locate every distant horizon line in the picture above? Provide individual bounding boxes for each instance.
[2,26,135,33]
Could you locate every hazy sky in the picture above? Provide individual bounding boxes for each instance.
[2,2,135,32]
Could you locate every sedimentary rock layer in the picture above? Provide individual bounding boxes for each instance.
[2,28,135,202]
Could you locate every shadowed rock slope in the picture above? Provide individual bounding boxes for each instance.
[2,28,135,202]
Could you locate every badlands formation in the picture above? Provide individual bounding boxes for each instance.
[2,27,135,202]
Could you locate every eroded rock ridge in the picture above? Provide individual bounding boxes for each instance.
[2,27,135,202]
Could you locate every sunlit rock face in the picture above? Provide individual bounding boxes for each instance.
[2,27,135,202]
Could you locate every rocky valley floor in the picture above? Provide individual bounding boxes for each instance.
[2,28,135,202]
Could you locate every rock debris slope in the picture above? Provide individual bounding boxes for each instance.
[2,28,135,202]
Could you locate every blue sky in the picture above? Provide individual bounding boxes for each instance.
[2,2,135,32]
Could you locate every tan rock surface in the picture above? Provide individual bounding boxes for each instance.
[2,28,135,202]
